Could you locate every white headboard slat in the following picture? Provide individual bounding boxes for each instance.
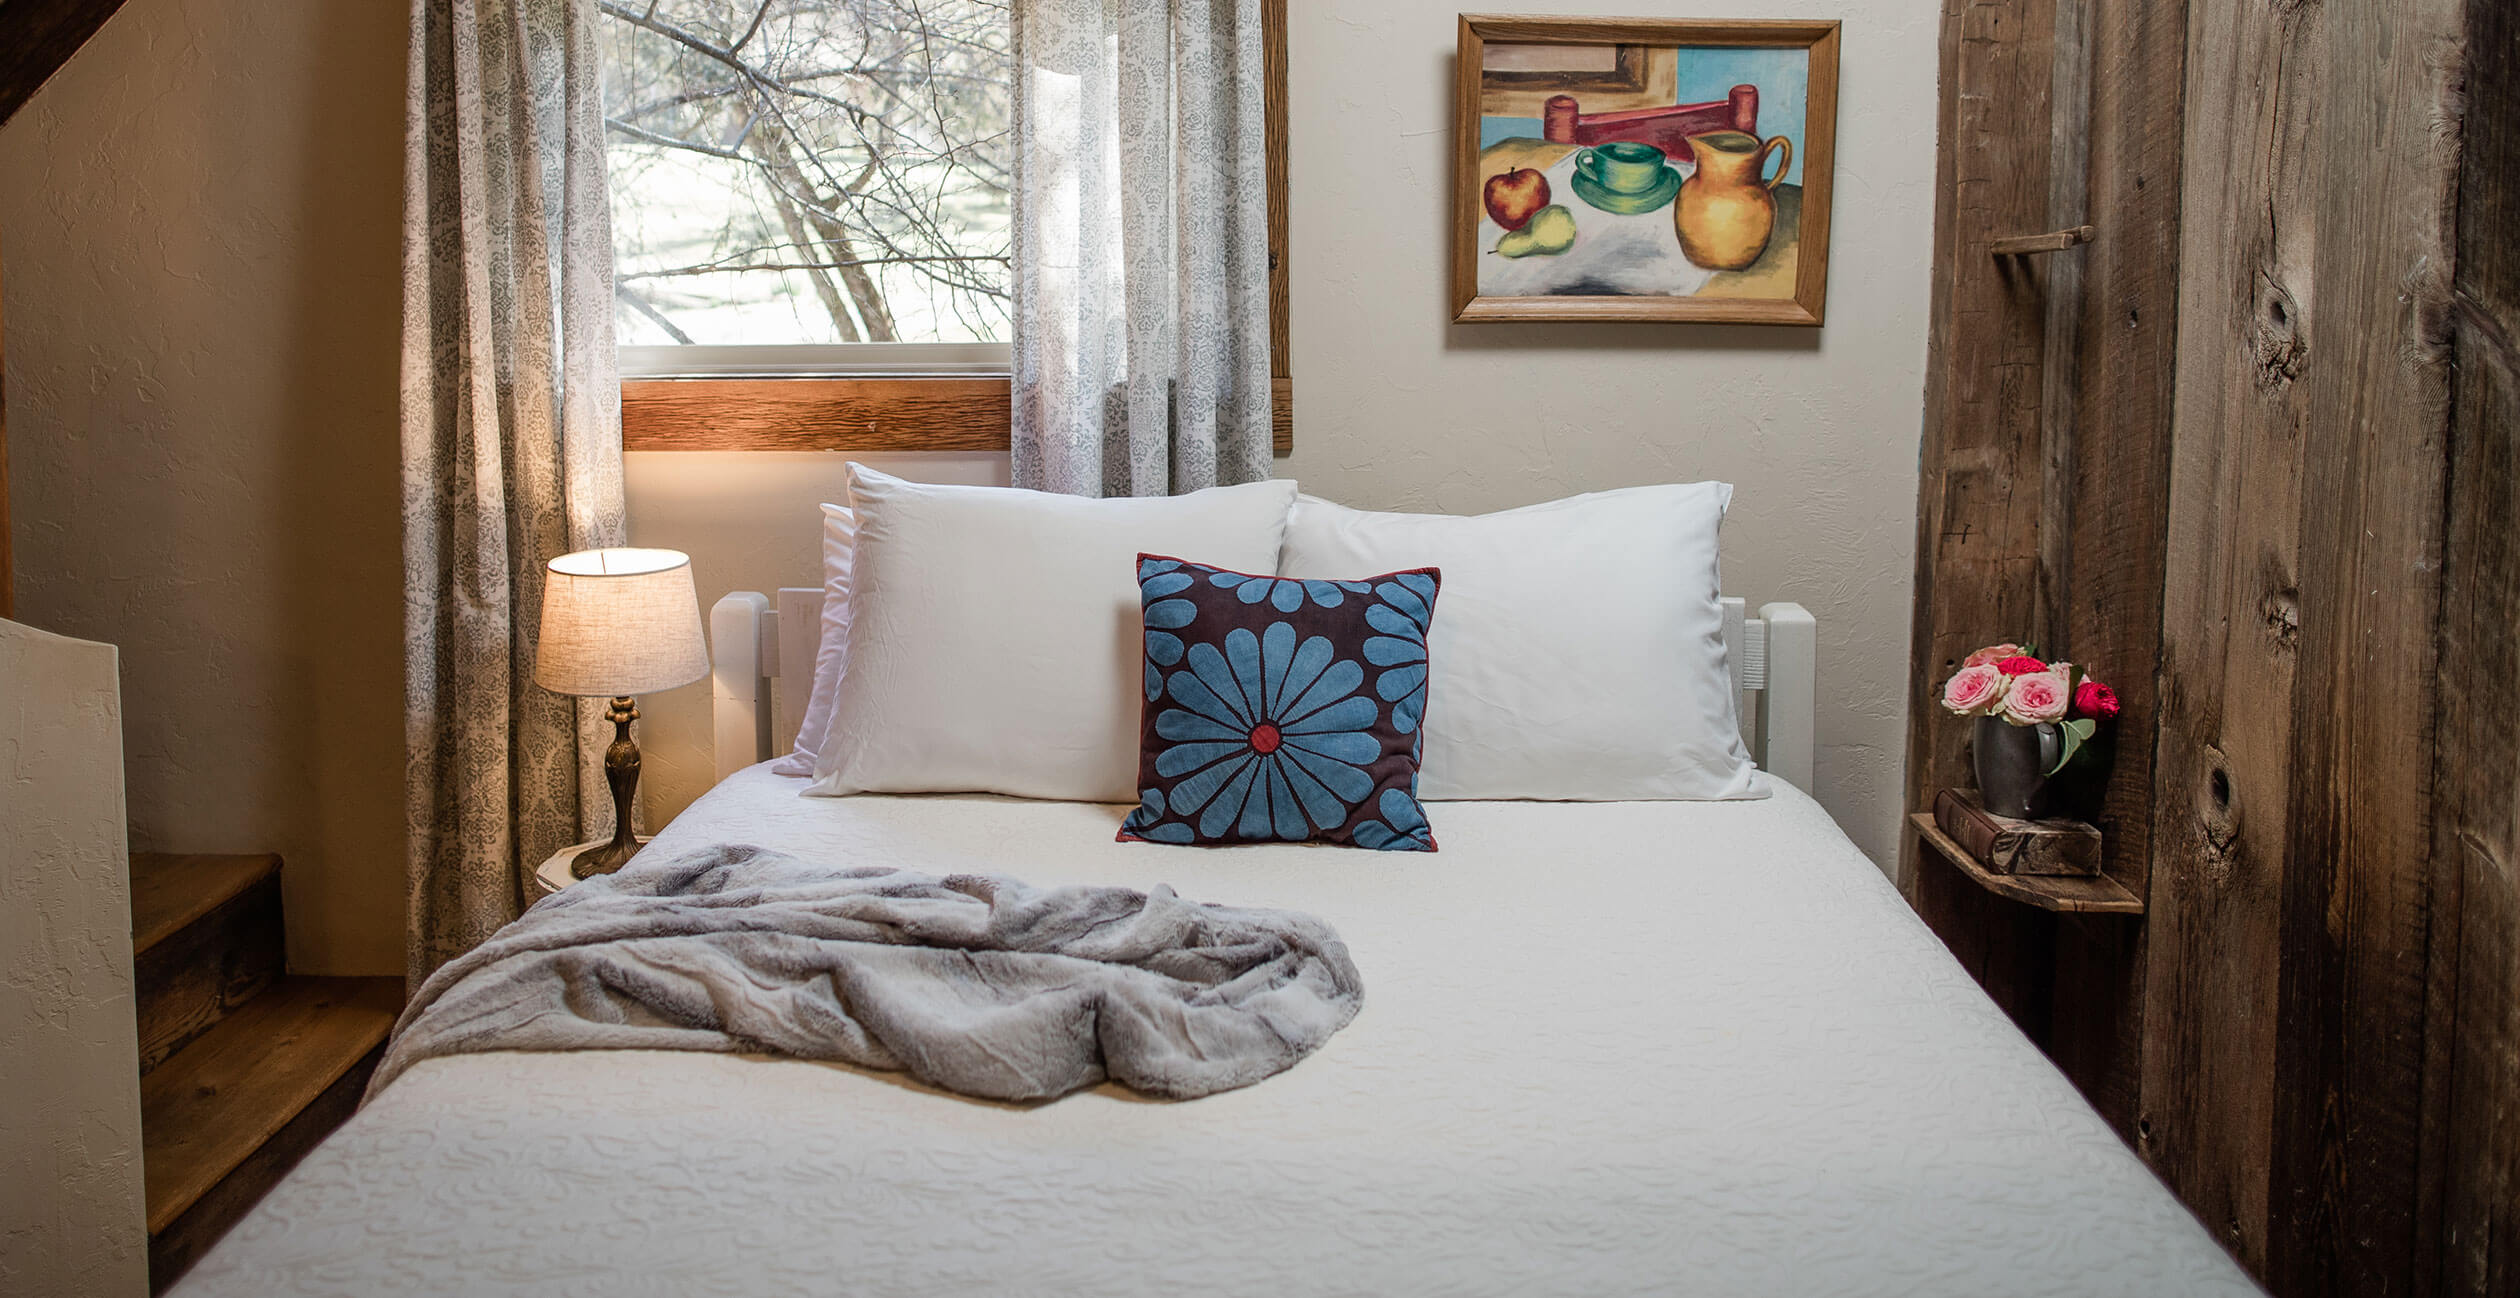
[708,591,770,784]
[772,589,820,759]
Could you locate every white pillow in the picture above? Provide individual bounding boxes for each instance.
[769,503,856,777]
[809,465,1302,801]
[1277,485,1764,801]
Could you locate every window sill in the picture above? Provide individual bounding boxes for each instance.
[620,376,1294,454]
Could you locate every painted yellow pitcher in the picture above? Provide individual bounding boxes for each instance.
[1675,131,1792,271]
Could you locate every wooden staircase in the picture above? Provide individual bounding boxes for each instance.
[129,853,400,1293]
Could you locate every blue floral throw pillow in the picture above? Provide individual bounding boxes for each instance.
[1118,554,1439,851]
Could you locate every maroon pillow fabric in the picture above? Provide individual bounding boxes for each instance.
[1118,554,1438,850]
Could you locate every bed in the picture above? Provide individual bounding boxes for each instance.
[173,584,2256,1297]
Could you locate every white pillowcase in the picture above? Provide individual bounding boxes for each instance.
[809,465,1301,801]
[769,503,856,778]
[1278,485,1764,802]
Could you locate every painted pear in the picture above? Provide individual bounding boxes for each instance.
[1494,204,1577,258]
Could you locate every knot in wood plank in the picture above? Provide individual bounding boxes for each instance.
[2196,744,2241,862]
[2258,554,2301,653]
[2250,271,2308,390]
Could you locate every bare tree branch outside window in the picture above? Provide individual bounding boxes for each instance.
[600,0,1012,346]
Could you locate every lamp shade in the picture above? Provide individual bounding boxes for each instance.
[533,548,711,697]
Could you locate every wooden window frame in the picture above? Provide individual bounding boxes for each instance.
[620,0,1293,455]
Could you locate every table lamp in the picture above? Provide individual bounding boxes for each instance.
[533,547,711,878]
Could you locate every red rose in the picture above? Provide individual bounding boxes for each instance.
[2074,679,2120,720]
[1995,655,2047,676]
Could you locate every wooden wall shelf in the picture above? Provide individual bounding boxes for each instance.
[1908,814,2144,915]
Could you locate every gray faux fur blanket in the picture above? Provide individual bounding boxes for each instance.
[370,844,1364,1102]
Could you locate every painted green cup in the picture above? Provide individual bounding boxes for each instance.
[1576,141,1669,194]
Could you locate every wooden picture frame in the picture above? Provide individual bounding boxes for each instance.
[1452,15,1840,325]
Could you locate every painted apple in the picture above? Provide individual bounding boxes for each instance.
[1483,167,1551,231]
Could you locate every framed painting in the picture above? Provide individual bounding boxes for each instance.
[1452,15,1841,325]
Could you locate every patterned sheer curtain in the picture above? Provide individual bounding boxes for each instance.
[1011,0,1275,498]
[401,0,627,986]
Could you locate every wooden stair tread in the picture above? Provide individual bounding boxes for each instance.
[130,853,281,955]
[142,975,401,1234]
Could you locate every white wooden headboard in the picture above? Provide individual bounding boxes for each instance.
[709,591,1818,791]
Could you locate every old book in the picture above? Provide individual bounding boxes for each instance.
[1932,788,2103,876]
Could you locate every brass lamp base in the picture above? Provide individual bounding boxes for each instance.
[571,695,646,879]
[569,836,642,879]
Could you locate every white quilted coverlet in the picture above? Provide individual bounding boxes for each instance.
[179,766,2258,1297]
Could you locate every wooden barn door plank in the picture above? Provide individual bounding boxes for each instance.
[2424,0,2520,1285]
[2150,0,2474,1285]
[1902,0,2067,1038]
[2256,0,2464,1283]
[1905,0,2060,824]
[2035,0,2185,1134]
[2140,0,2320,1266]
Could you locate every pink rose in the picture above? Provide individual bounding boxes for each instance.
[1941,663,2010,716]
[2074,679,2120,720]
[1963,643,2024,669]
[1995,654,2048,676]
[2001,670,2071,725]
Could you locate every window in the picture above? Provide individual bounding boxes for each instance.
[602,0,1011,353]
[602,0,1291,452]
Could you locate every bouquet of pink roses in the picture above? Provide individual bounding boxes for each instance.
[1940,643,2119,775]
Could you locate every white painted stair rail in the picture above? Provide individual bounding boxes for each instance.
[711,591,1822,794]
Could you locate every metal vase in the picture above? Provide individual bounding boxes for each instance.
[1973,714,2062,819]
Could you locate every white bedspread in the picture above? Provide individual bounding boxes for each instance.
[178,766,2258,1297]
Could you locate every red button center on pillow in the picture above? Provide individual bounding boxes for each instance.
[1248,723,1282,754]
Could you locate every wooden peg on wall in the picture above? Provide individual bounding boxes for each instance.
[1988,225,2097,256]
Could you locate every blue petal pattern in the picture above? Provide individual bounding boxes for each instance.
[1207,571,1374,611]
[1364,572,1436,734]
[1140,561,1200,701]
[1129,789,1197,844]
[1120,556,1438,851]
[1349,787,1436,851]
[1134,622,1382,840]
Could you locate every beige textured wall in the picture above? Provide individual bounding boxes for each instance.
[627,451,1009,818]
[0,0,1928,984]
[1,619,147,1298]
[1290,0,1930,866]
[0,0,408,975]
[631,0,1934,869]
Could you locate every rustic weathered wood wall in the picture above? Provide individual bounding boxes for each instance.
[1907,0,2519,1288]
[1903,0,2183,1136]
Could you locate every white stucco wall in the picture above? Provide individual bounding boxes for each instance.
[629,0,1934,869]
[0,618,147,1298]
[0,0,1930,983]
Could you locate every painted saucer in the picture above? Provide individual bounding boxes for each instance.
[1569,164,1682,215]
